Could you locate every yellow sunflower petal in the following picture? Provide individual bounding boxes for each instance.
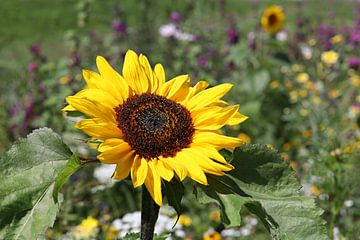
[96,56,129,100]
[76,119,122,140]
[112,153,134,180]
[227,112,249,125]
[154,63,166,85]
[145,161,163,206]
[82,69,102,89]
[182,148,232,175]
[139,54,160,93]
[183,80,209,102]
[154,159,174,182]
[193,131,242,149]
[131,156,148,188]
[97,142,133,164]
[192,105,241,130]
[175,151,208,185]
[123,50,149,94]
[185,83,233,111]
[71,88,119,109]
[191,143,230,165]
[159,75,190,101]
[66,97,115,123]
[164,157,188,181]
[98,138,126,152]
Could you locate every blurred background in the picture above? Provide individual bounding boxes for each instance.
[1,0,360,239]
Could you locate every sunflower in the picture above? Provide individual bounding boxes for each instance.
[261,5,285,33]
[63,50,247,206]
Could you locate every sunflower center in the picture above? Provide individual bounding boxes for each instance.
[268,13,278,26]
[115,93,194,159]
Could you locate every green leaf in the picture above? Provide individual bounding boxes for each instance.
[197,144,329,240]
[0,128,74,239]
[163,180,184,217]
[121,232,140,240]
[53,154,82,203]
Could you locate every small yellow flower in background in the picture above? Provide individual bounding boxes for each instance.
[266,144,275,150]
[310,185,321,196]
[59,75,71,85]
[312,96,321,105]
[237,133,251,144]
[300,108,309,117]
[280,152,289,161]
[296,73,309,83]
[291,64,305,72]
[203,231,222,240]
[270,80,280,89]
[328,89,340,99]
[178,214,192,226]
[289,160,299,171]
[289,90,298,103]
[209,210,221,222]
[285,81,293,89]
[72,216,99,239]
[350,75,360,87]
[330,34,343,44]
[261,5,285,33]
[102,225,118,240]
[321,51,338,65]
[301,129,312,138]
[282,142,292,150]
[75,73,83,81]
[299,89,308,98]
[63,50,248,206]
[308,38,317,46]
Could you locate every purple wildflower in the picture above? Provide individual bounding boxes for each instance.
[71,53,81,67]
[30,44,41,56]
[198,55,208,68]
[348,56,360,69]
[112,19,127,34]
[170,11,183,23]
[227,26,239,45]
[27,62,38,73]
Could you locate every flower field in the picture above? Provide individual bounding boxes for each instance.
[1,1,360,239]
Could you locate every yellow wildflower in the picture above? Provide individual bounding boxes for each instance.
[178,214,192,227]
[72,216,99,240]
[296,73,309,83]
[237,133,251,144]
[330,34,343,44]
[321,51,338,65]
[59,75,71,85]
[203,231,222,240]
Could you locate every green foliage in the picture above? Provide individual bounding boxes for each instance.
[0,128,74,239]
[163,179,184,217]
[197,144,329,240]
[53,154,82,203]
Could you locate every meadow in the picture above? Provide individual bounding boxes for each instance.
[1,0,360,239]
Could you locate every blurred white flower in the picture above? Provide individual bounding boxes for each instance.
[344,200,354,208]
[159,23,196,42]
[93,164,116,184]
[301,46,312,60]
[276,30,288,41]
[159,23,178,38]
[174,31,196,41]
[222,228,241,237]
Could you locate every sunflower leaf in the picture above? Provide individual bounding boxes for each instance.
[163,179,184,217]
[197,144,328,239]
[53,154,82,203]
[0,128,74,239]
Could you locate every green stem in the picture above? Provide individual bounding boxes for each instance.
[141,186,159,240]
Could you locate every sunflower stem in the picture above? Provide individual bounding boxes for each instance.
[141,186,159,240]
